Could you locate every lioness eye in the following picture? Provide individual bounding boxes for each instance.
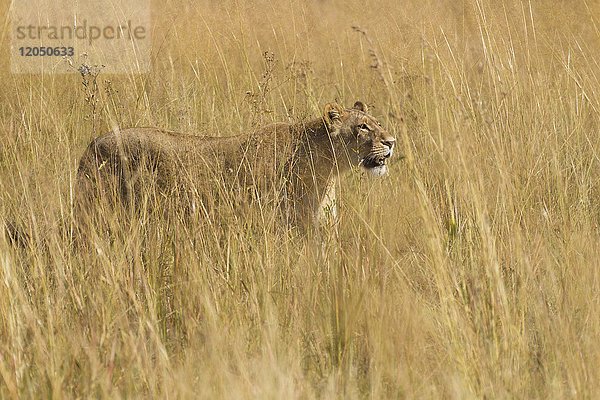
[359,124,369,131]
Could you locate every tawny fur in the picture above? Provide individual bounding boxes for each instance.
[75,101,395,228]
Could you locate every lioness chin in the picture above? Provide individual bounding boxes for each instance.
[75,101,396,230]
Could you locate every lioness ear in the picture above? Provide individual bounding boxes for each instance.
[324,103,345,126]
[353,101,368,113]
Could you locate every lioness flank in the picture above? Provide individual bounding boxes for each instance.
[75,101,396,228]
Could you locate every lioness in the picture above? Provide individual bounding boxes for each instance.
[75,101,395,228]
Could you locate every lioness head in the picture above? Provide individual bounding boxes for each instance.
[324,101,396,176]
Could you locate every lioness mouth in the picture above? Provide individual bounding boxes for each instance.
[361,156,386,169]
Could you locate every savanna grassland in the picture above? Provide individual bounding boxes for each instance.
[2,0,600,397]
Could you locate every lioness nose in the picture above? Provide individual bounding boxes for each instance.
[382,138,395,149]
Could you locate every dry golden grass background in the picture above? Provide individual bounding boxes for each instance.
[2,0,600,397]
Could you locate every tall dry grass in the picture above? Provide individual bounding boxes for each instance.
[2,0,600,397]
